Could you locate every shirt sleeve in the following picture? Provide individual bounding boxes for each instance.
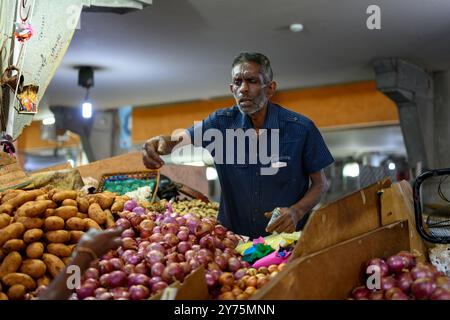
[302,121,334,174]
[187,112,218,148]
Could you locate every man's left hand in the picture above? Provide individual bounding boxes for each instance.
[265,207,304,234]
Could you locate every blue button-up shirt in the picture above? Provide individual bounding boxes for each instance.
[187,102,334,239]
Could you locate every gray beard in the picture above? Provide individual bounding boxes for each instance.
[237,99,266,115]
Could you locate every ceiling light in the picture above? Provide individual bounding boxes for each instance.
[42,117,55,125]
[289,23,304,33]
[206,167,218,181]
[67,159,75,167]
[343,162,360,178]
[82,102,92,119]
[388,162,396,170]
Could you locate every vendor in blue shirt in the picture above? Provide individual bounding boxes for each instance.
[142,52,334,239]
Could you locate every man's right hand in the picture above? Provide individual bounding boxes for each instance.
[142,135,182,169]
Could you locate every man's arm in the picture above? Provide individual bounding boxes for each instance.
[266,170,329,233]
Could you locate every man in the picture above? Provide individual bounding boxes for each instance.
[142,52,334,239]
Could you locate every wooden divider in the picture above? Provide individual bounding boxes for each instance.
[253,221,410,300]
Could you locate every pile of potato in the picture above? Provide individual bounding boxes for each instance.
[0,188,128,300]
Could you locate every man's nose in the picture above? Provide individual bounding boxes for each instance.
[239,81,249,94]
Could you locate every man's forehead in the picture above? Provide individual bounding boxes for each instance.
[232,62,262,78]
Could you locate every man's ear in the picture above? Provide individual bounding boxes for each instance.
[266,81,277,98]
[229,83,234,94]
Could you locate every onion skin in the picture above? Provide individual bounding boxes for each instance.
[366,258,389,277]
[129,285,150,300]
[396,272,413,293]
[411,278,437,300]
[387,255,408,274]
[351,286,370,299]
[430,288,450,300]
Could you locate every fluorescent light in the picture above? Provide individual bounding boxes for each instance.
[343,162,360,178]
[42,117,55,125]
[289,23,304,32]
[82,102,92,119]
[67,159,75,167]
[206,167,218,181]
[388,162,396,170]
[184,161,205,167]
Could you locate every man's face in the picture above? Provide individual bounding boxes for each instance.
[230,62,272,115]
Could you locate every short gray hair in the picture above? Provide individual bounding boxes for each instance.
[231,52,273,83]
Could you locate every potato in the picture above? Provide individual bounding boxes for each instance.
[0,292,8,300]
[42,254,65,278]
[44,208,55,218]
[35,194,49,201]
[45,230,70,243]
[88,193,115,210]
[44,216,65,231]
[23,229,44,243]
[47,243,72,257]
[52,191,78,203]
[15,217,43,230]
[2,272,36,290]
[4,189,45,209]
[7,284,26,300]
[3,239,26,253]
[54,206,77,220]
[111,200,125,213]
[62,257,72,265]
[26,242,44,259]
[20,259,47,279]
[0,248,4,263]
[0,213,11,228]
[83,218,101,231]
[0,204,14,215]
[37,274,50,287]
[1,190,22,204]
[0,251,22,278]
[77,197,89,213]
[62,199,78,207]
[104,209,115,229]
[88,203,106,225]
[76,212,88,219]
[69,231,84,244]
[66,217,85,231]
[0,222,26,246]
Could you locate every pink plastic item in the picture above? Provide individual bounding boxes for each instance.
[252,250,291,268]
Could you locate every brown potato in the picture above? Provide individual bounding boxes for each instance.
[83,218,101,231]
[0,222,26,246]
[69,231,84,244]
[44,208,55,218]
[35,194,49,201]
[45,230,70,243]
[104,209,115,229]
[0,213,11,228]
[26,242,44,259]
[2,272,37,290]
[1,190,23,204]
[62,199,78,207]
[0,203,14,215]
[76,197,89,213]
[88,203,106,225]
[3,239,26,253]
[44,216,65,231]
[42,253,65,278]
[0,292,8,300]
[46,243,72,257]
[37,274,50,287]
[7,284,26,300]
[76,212,88,219]
[0,248,4,263]
[52,191,78,203]
[66,217,85,231]
[4,189,45,209]
[62,257,72,265]
[88,193,115,210]
[111,200,125,213]
[20,259,47,279]
[0,251,22,278]
[15,217,43,230]
[16,200,54,218]
[23,229,44,243]
[54,206,77,220]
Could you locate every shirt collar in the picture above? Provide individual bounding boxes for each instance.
[231,101,279,130]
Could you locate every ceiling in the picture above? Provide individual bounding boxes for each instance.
[42,0,450,116]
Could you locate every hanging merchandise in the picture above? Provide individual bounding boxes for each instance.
[16,84,39,113]
[14,22,33,43]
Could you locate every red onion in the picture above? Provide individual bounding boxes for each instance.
[153,226,162,234]
[199,235,216,250]
[179,261,191,274]
[135,262,149,274]
[111,287,129,300]
[84,278,99,287]
[99,274,110,287]
[189,259,201,271]
[436,276,450,291]
[391,291,409,300]
[132,206,146,216]
[124,199,138,211]
[234,268,247,280]
[385,287,403,300]
[411,265,435,280]
[179,226,189,233]
[381,276,397,291]
[152,281,168,294]
[397,251,416,269]
[191,244,201,252]
[387,255,408,274]
[162,216,177,225]
[148,242,166,254]
[368,290,384,300]
[205,273,218,288]
[187,219,200,234]
[98,292,113,300]
[122,237,138,251]
[166,252,179,263]
[177,253,185,262]
[241,261,250,269]
[177,230,189,242]
[185,250,196,261]
[130,216,144,228]
[76,284,96,299]
[162,223,179,235]
[208,262,221,272]
[163,233,179,247]
[195,222,213,237]
[396,272,414,293]
[150,262,165,277]
[128,273,150,287]
[126,253,142,265]
[123,264,135,275]
[129,285,150,300]
[139,220,155,232]
[213,225,227,239]
[149,276,162,288]
[366,258,389,277]
[222,238,235,249]
[213,237,225,250]
[94,287,108,298]
[121,228,136,238]
[146,250,165,264]
[84,268,99,280]
[98,260,113,275]
[83,297,97,300]
[430,287,450,300]
[188,234,198,245]
[411,278,436,299]
[162,263,185,283]
[175,241,190,254]
[107,271,128,288]
[228,257,241,272]
[351,286,370,299]
[176,216,186,226]
[214,255,228,270]
[116,218,131,230]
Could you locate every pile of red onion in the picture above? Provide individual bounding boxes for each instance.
[349,251,450,300]
[73,199,248,300]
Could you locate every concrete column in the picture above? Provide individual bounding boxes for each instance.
[433,69,450,168]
